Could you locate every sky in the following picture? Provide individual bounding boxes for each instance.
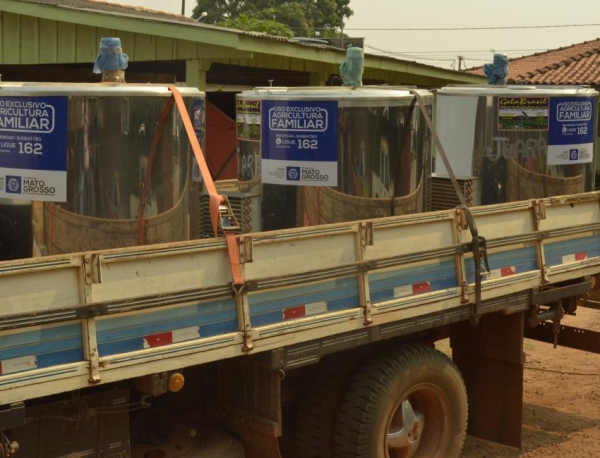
[117,0,600,70]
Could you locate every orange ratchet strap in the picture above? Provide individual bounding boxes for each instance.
[168,85,243,287]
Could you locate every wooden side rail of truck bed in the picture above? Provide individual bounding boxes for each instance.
[1,192,600,406]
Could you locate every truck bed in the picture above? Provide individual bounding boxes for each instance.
[1,192,600,405]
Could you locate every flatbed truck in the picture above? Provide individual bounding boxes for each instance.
[2,187,600,457]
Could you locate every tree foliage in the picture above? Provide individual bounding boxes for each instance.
[218,14,294,37]
[192,0,353,37]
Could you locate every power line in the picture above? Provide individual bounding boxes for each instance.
[461,57,498,62]
[389,48,548,54]
[345,22,600,31]
[365,42,560,63]
[364,41,564,70]
[365,44,512,70]
[365,45,456,61]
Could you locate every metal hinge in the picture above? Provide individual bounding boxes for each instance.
[83,254,102,285]
[240,236,253,264]
[360,221,374,247]
[533,199,546,227]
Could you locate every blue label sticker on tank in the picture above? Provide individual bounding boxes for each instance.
[261,100,338,186]
[547,96,595,165]
[0,96,68,201]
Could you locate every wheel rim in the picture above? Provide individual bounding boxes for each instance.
[386,383,450,458]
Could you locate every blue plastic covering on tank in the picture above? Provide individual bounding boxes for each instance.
[93,37,129,74]
[483,53,509,85]
[340,46,364,87]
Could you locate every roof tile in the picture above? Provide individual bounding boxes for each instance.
[466,38,600,85]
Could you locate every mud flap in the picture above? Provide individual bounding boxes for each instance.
[450,311,524,448]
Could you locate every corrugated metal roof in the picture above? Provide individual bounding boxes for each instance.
[466,38,600,85]
[22,0,192,22]
[17,0,483,79]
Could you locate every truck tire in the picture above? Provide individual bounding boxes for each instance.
[333,344,468,458]
[294,353,366,458]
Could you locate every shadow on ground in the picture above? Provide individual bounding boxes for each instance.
[461,402,599,457]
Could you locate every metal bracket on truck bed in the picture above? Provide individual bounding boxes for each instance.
[525,320,600,354]
[527,279,593,348]
[0,403,24,431]
[83,253,102,285]
[358,222,374,325]
[532,199,546,224]
[234,283,254,352]
[531,200,550,284]
[83,317,102,384]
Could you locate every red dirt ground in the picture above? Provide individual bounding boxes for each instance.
[459,306,600,457]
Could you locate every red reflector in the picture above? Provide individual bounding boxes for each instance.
[144,332,173,348]
[283,305,306,320]
[412,282,431,294]
[575,252,587,261]
[0,362,3,375]
[501,267,516,277]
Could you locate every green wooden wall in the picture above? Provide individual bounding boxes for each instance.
[0,11,483,88]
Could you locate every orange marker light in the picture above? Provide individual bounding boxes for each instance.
[168,373,185,392]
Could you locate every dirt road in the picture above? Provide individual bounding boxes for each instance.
[460,306,600,457]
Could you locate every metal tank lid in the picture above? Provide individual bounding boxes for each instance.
[0,82,204,97]
[237,85,432,101]
[437,84,598,96]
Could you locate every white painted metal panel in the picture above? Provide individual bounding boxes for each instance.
[365,216,456,260]
[467,206,535,243]
[0,262,81,316]
[539,198,600,231]
[91,245,232,303]
[242,229,358,281]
